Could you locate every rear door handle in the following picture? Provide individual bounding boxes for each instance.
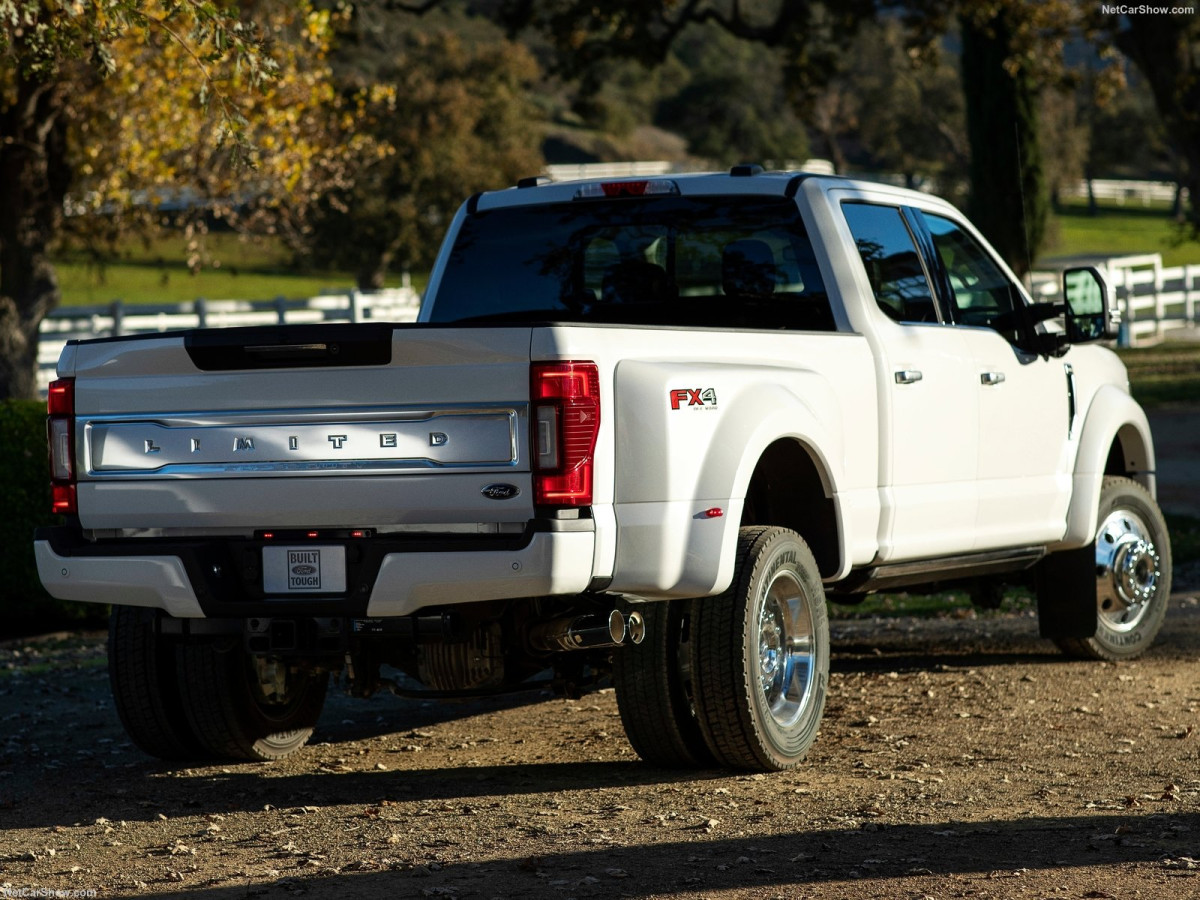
[894,370,923,385]
[980,371,1006,386]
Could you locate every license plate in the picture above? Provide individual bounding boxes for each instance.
[263,546,346,594]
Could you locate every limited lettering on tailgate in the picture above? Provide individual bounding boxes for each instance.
[84,407,520,476]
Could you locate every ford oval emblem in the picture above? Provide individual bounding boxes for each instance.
[481,483,520,501]
[291,564,317,576]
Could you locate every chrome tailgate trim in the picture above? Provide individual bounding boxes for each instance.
[83,405,523,478]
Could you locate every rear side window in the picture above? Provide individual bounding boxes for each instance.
[841,202,938,324]
[429,196,835,331]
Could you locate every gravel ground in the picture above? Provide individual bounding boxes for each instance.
[3,587,1200,900]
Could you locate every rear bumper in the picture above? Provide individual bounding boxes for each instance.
[34,522,596,619]
[35,539,206,617]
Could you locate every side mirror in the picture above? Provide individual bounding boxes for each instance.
[1063,266,1119,343]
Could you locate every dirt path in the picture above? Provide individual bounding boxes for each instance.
[3,593,1200,900]
[2,406,1195,899]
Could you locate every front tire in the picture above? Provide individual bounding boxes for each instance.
[1045,476,1172,661]
[690,526,830,771]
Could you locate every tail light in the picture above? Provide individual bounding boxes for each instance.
[531,361,601,507]
[47,378,77,515]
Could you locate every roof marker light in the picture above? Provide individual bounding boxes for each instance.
[573,180,680,200]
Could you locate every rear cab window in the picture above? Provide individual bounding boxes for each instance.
[428,195,837,331]
[841,202,939,325]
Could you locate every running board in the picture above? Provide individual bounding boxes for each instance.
[835,546,1045,595]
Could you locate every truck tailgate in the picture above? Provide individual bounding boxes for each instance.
[60,324,536,531]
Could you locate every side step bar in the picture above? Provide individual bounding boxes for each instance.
[834,546,1046,595]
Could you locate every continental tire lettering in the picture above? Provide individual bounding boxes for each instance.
[1108,630,1142,647]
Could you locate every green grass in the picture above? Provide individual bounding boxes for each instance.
[1042,201,1200,268]
[1166,512,1200,566]
[53,232,415,306]
[1118,343,1200,408]
[829,588,1034,620]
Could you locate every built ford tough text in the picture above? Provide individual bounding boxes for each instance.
[35,169,1171,772]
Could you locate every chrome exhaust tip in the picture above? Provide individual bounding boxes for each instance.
[529,609,645,652]
[625,610,646,646]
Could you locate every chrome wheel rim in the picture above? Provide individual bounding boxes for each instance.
[756,570,817,729]
[1095,508,1162,633]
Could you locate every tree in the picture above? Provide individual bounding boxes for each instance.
[1114,15,1200,234]
[0,1,309,400]
[959,6,1047,278]
[656,24,809,166]
[805,19,966,189]
[412,0,1073,275]
[294,27,544,289]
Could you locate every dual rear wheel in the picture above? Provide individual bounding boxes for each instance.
[615,526,829,772]
[108,606,326,761]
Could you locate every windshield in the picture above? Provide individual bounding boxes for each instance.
[428,195,835,331]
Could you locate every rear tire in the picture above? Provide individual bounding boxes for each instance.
[690,526,830,771]
[108,606,199,760]
[177,641,327,761]
[613,600,714,767]
[1045,476,1172,661]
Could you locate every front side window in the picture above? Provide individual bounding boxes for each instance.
[429,196,834,331]
[841,202,938,324]
[920,213,1018,329]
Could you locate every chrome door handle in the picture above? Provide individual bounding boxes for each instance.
[894,370,923,385]
[980,371,1006,386]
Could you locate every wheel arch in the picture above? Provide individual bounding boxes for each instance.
[1056,385,1157,549]
[739,438,842,580]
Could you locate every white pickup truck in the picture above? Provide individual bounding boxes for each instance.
[35,169,1171,772]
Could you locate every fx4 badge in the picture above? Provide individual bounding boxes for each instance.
[669,388,718,410]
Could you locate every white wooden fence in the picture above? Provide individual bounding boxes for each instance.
[37,285,422,394]
[1031,254,1200,347]
[1064,180,1187,207]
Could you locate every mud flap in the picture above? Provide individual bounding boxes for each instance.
[1036,545,1098,639]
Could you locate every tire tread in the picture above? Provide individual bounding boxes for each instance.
[690,526,828,771]
[108,606,198,760]
[1050,476,1172,661]
[614,601,712,767]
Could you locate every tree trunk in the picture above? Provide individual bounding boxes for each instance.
[959,10,1047,278]
[0,75,69,400]
[1116,18,1200,236]
[0,254,59,400]
[355,265,387,293]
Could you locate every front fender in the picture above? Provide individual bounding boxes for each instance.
[1054,384,1156,550]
